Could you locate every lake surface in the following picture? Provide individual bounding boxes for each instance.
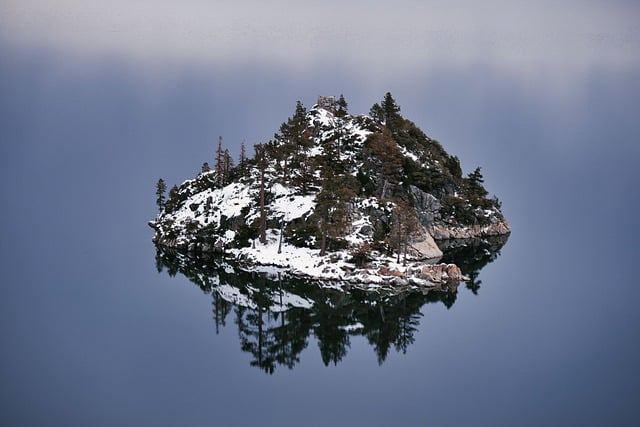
[1,47,639,426]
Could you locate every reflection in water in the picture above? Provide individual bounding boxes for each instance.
[155,236,507,374]
[439,235,509,295]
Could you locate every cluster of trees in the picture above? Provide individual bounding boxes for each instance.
[440,166,500,225]
[155,92,501,259]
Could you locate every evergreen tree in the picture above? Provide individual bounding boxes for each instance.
[466,166,488,198]
[155,178,167,212]
[239,141,247,166]
[445,155,463,180]
[314,172,355,256]
[273,101,310,182]
[290,151,317,194]
[366,128,404,190]
[215,136,224,176]
[223,149,234,183]
[369,102,384,123]
[388,198,419,264]
[293,100,306,126]
[336,94,348,118]
[162,184,180,213]
[381,92,401,132]
[468,166,484,185]
[168,184,178,199]
[254,143,268,244]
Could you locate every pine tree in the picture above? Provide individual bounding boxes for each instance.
[293,100,306,127]
[276,120,292,181]
[381,92,401,132]
[254,143,268,244]
[388,199,419,264]
[369,103,384,123]
[164,184,179,213]
[366,128,404,189]
[155,178,167,212]
[239,141,247,166]
[336,94,348,118]
[445,155,462,180]
[315,170,356,256]
[467,167,488,197]
[215,136,224,176]
[223,149,234,183]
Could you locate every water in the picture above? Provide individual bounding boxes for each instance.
[1,47,639,426]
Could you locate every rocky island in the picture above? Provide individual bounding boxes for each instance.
[150,93,509,290]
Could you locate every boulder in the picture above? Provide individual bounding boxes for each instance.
[378,266,404,277]
[420,263,469,282]
[410,233,443,260]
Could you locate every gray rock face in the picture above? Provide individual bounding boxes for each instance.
[429,220,511,240]
[409,185,441,227]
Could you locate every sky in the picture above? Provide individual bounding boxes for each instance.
[2,0,638,84]
[2,1,638,171]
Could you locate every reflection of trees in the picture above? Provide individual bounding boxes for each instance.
[439,235,509,295]
[234,276,312,374]
[154,234,507,373]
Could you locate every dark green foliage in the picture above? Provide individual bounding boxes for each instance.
[155,178,167,212]
[336,94,348,117]
[313,177,355,255]
[466,167,488,198]
[233,216,258,247]
[285,222,319,248]
[356,169,376,196]
[445,155,463,180]
[369,103,384,123]
[164,185,181,213]
[441,195,475,224]
[192,170,220,192]
[369,92,401,132]
[381,92,401,132]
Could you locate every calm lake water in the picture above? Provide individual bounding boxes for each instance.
[1,48,639,426]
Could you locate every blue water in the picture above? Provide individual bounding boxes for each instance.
[1,48,639,426]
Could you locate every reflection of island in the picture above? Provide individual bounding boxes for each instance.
[155,235,507,374]
[439,234,509,295]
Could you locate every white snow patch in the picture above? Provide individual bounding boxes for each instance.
[339,322,364,332]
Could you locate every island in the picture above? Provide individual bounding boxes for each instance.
[149,93,510,290]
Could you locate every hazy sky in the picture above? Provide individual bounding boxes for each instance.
[2,0,638,84]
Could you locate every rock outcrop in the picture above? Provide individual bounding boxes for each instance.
[429,220,511,240]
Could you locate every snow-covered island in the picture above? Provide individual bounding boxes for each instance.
[150,94,510,290]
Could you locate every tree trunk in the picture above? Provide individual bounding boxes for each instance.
[259,167,266,244]
[277,220,284,254]
[320,221,327,256]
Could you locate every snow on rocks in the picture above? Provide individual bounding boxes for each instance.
[227,228,468,289]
